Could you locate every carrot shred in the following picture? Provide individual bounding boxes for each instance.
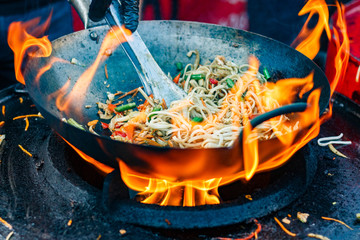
[104,64,108,79]
[321,216,353,230]
[67,219,72,226]
[25,117,29,131]
[162,98,167,109]
[19,97,23,103]
[2,105,5,116]
[18,144,33,157]
[123,124,135,141]
[173,73,181,84]
[216,219,261,240]
[167,140,173,147]
[200,98,207,107]
[117,87,143,100]
[13,114,44,120]
[0,121,4,128]
[0,217,13,230]
[87,120,98,127]
[274,217,297,237]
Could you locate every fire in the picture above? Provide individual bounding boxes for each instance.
[54,27,132,117]
[119,0,349,206]
[62,137,114,176]
[7,0,349,207]
[8,15,52,84]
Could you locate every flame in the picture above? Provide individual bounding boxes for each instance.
[8,15,53,84]
[61,137,114,176]
[8,0,349,207]
[119,161,221,206]
[118,0,349,206]
[54,27,132,117]
[291,0,331,60]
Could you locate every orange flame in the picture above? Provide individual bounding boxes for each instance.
[8,15,53,84]
[292,0,331,60]
[118,0,349,206]
[61,137,114,176]
[54,27,132,117]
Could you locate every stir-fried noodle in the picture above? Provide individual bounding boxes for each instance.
[95,53,296,148]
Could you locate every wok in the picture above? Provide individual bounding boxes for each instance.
[24,21,330,180]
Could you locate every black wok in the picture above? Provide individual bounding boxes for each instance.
[24,21,330,181]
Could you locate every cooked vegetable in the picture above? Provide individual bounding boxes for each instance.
[67,118,85,130]
[190,74,206,80]
[263,67,271,80]
[191,117,204,123]
[115,102,136,112]
[175,62,183,71]
[226,78,235,88]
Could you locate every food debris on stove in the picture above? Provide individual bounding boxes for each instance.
[0,135,5,146]
[217,219,262,240]
[307,233,330,240]
[18,144,33,157]
[2,105,5,116]
[0,217,13,230]
[67,219,72,226]
[19,97,23,103]
[317,133,351,158]
[297,212,310,223]
[321,216,353,230]
[0,121,4,127]
[245,195,253,201]
[5,231,13,240]
[282,217,291,225]
[328,144,349,158]
[119,229,126,235]
[274,217,297,237]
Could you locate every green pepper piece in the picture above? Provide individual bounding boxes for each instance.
[263,67,271,80]
[67,118,85,130]
[241,89,248,101]
[115,102,136,112]
[175,62,183,71]
[190,74,205,80]
[148,106,162,120]
[226,78,235,88]
[153,106,162,111]
[191,117,204,122]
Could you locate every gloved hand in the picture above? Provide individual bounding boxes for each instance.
[88,0,140,32]
[120,0,140,33]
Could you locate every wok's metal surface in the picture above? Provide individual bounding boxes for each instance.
[24,21,330,180]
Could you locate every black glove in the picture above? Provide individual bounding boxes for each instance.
[89,0,140,32]
[120,0,139,33]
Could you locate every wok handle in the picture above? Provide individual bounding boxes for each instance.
[89,0,113,22]
[250,102,308,128]
[239,102,308,139]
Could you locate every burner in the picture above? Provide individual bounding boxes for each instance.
[101,146,316,229]
[0,85,359,239]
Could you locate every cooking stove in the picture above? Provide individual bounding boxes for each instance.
[0,84,359,239]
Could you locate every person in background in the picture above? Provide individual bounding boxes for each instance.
[0,0,73,89]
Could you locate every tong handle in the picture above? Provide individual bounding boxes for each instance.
[89,0,113,22]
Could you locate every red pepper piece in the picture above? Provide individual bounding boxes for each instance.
[173,73,181,84]
[101,122,109,129]
[209,78,218,84]
[113,131,127,137]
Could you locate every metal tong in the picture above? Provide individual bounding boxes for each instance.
[69,0,186,106]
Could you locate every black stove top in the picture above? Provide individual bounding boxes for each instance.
[0,85,359,239]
